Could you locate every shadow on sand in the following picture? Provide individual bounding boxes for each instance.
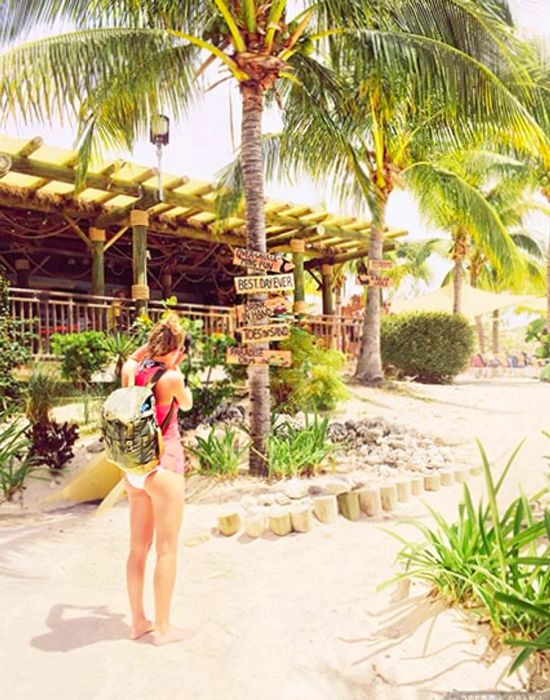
[30,603,131,652]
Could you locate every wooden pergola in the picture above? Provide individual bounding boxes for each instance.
[0,134,406,310]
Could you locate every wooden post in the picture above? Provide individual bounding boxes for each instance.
[291,239,306,318]
[381,483,398,511]
[89,227,106,297]
[131,210,150,316]
[161,271,173,300]
[14,258,30,288]
[358,487,382,517]
[321,264,334,315]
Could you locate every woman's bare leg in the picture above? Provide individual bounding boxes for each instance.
[125,478,155,640]
[145,470,190,645]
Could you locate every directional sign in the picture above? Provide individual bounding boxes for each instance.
[368,260,395,271]
[226,347,292,367]
[357,274,393,288]
[233,247,294,273]
[234,296,293,325]
[234,273,295,295]
[238,323,291,344]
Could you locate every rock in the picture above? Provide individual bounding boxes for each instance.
[308,484,325,496]
[258,493,276,506]
[324,480,349,495]
[283,480,309,500]
[86,440,104,453]
[240,495,258,509]
[274,493,291,506]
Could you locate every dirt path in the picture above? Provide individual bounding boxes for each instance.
[1,376,548,700]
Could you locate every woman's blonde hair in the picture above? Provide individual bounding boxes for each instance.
[147,313,185,357]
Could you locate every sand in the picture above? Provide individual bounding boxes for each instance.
[1,374,549,700]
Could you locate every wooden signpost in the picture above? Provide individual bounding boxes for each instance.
[233,247,294,273]
[238,323,291,345]
[357,273,393,288]
[226,347,292,367]
[234,296,293,325]
[368,260,395,271]
[234,273,295,295]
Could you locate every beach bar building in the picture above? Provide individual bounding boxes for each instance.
[0,135,404,356]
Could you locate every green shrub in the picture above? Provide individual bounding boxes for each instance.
[24,366,59,424]
[381,311,474,383]
[267,414,336,479]
[383,440,550,677]
[540,364,550,383]
[0,412,42,502]
[0,267,32,413]
[271,327,348,413]
[525,318,550,359]
[188,427,249,478]
[51,331,111,386]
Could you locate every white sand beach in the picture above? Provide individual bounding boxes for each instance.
[1,375,549,700]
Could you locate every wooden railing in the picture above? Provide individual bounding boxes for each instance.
[9,288,235,356]
[8,288,364,359]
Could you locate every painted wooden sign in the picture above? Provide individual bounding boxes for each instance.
[234,296,293,325]
[238,323,291,344]
[233,247,294,273]
[234,273,295,295]
[368,260,395,271]
[226,347,292,367]
[357,274,393,288]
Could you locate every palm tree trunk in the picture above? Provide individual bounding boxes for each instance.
[354,201,386,385]
[547,212,550,328]
[492,310,500,355]
[453,258,463,314]
[470,268,486,353]
[241,83,269,477]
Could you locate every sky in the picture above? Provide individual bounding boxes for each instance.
[4,1,550,299]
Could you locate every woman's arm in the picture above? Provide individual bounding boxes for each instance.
[165,371,193,411]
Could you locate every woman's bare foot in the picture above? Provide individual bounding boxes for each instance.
[130,619,154,640]
[153,626,195,646]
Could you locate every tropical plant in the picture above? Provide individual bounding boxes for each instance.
[0,265,32,413]
[27,420,79,471]
[525,318,550,359]
[188,427,249,478]
[50,331,111,386]
[103,332,138,380]
[271,326,348,413]
[381,311,475,383]
[24,365,59,424]
[267,413,335,479]
[4,2,549,468]
[0,412,41,501]
[382,440,550,678]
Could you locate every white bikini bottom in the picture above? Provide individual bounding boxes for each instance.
[126,467,165,491]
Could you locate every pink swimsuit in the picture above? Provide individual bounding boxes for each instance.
[125,363,184,489]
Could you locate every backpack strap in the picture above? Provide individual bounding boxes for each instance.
[159,399,177,432]
[145,363,178,432]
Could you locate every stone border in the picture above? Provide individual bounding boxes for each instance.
[215,465,482,539]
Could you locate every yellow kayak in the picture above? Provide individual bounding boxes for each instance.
[45,452,126,514]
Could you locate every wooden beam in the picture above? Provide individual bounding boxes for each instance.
[95,191,161,228]
[64,216,93,250]
[16,137,44,158]
[104,225,129,251]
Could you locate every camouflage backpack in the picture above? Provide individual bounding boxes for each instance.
[101,365,176,475]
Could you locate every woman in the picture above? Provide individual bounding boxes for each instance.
[121,313,193,646]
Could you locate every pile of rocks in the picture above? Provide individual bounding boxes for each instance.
[327,417,453,478]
